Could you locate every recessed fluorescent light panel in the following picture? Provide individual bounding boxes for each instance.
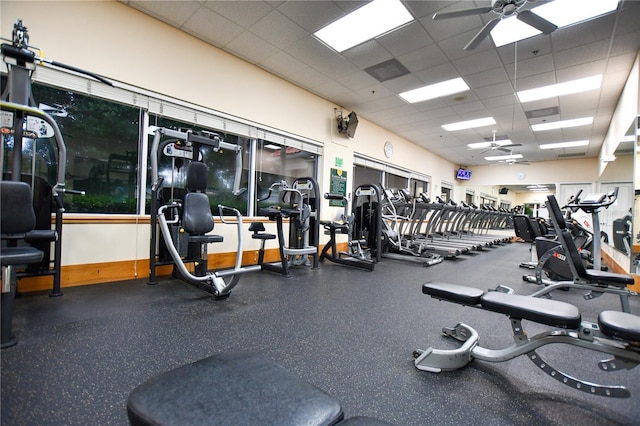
[314,0,413,52]
[399,78,470,104]
[539,140,589,150]
[467,139,512,149]
[531,117,593,132]
[491,0,619,47]
[442,117,496,131]
[485,153,523,161]
[518,75,602,103]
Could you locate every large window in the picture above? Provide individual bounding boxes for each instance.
[2,70,320,216]
[255,140,317,215]
[2,79,141,213]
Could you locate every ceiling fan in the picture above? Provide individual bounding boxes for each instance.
[472,130,523,154]
[433,0,558,50]
[490,155,531,166]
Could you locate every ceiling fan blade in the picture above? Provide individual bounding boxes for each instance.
[433,7,493,20]
[496,146,512,152]
[464,18,501,51]
[517,10,557,34]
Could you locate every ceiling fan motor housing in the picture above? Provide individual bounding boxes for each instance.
[492,0,526,15]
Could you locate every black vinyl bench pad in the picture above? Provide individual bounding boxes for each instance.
[422,282,581,329]
[599,310,640,342]
[127,352,344,426]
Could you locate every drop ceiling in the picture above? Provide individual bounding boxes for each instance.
[121,0,640,167]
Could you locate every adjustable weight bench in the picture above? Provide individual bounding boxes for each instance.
[127,351,392,426]
[414,282,640,398]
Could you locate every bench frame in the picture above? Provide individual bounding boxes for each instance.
[415,282,640,398]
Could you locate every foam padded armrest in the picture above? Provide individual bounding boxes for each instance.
[598,310,640,343]
[422,282,484,305]
[481,292,581,329]
[127,351,344,426]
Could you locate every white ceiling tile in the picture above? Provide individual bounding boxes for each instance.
[287,66,332,89]
[249,10,307,49]
[335,71,380,92]
[452,50,502,76]
[342,40,393,70]
[397,43,448,73]
[277,0,345,33]
[377,21,434,58]
[259,51,308,78]
[225,32,280,64]
[182,6,245,47]
[128,1,200,27]
[201,0,273,29]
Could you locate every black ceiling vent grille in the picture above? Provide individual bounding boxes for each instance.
[364,59,410,82]
[525,106,560,119]
[557,152,586,158]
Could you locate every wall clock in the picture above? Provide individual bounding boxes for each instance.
[384,141,393,158]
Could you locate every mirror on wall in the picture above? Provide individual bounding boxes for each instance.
[600,117,638,272]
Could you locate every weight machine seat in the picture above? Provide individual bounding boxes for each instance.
[188,235,223,244]
[248,222,276,241]
[422,282,582,329]
[0,247,44,267]
[598,310,640,343]
[1,181,45,267]
[127,351,345,426]
[320,220,349,234]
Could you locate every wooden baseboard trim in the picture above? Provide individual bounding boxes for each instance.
[15,243,347,293]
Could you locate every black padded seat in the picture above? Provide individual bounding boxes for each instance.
[580,269,635,287]
[188,234,224,244]
[422,282,484,305]
[481,292,581,329]
[0,247,43,266]
[249,222,276,240]
[321,221,349,234]
[127,351,344,426]
[598,310,640,342]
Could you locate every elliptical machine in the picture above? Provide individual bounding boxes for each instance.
[148,127,259,299]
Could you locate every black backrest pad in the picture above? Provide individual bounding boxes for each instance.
[513,215,535,242]
[546,195,567,229]
[1,181,36,234]
[186,162,208,192]
[481,292,581,329]
[183,192,214,235]
[560,228,588,276]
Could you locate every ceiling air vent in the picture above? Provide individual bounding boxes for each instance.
[525,106,560,120]
[364,59,410,82]
[557,152,585,158]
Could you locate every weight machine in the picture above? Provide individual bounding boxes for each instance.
[2,19,99,346]
[319,185,380,271]
[253,178,320,277]
[148,127,259,299]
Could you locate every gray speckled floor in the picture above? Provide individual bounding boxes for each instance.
[2,239,639,425]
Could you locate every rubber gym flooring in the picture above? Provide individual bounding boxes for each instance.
[2,238,639,425]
